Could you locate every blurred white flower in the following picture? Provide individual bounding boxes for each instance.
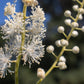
[0,47,12,78]
[2,3,46,68]
[2,13,24,39]
[22,35,45,67]
[4,2,15,16]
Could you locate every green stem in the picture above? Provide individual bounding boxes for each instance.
[36,60,58,84]
[63,32,68,38]
[15,5,27,84]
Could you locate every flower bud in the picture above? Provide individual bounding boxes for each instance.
[73,5,79,11]
[64,19,71,25]
[59,56,66,62]
[78,8,84,14]
[60,39,69,46]
[46,45,54,53]
[58,62,67,70]
[37,68,45,79]
[81,26,84,32]
[64,10,71,17]
[78,14,83,20]
[55,40,62,47]
[71,31,78,37]
[71,22,79,28]
[57,26,64,33]
[72,46,80,54]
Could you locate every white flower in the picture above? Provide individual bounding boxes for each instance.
[4,2,15,16]
[46,45,54,53]
[26,6,46,35]
[22,6,46,67]
[31,6,45,24]
[22,35,45,67]
[2,13,24,39]
[0,47,12,78]
[37,68,45,79]
[2,2,46,68]
[7,35,21,54]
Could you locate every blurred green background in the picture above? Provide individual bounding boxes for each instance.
[0,0,84,84]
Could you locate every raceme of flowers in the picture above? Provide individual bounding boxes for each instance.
[46,0,84,70]
[0,0,46,78]
[36,0,84,84]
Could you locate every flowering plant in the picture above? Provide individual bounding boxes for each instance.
[0,0,84,84]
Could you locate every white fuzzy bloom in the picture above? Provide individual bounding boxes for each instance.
[72,46,80,54]
[78,8,84,14]
[72,31,79,37]
[71,22,79,28]
[46,45,54,53]
[78,14,83,20]
[27,6,46,35]
[4,2,15,16]
[22,6,46,67]
[0,47,12,78]
[2,13,24,39]
[57,26,64,33]
[58,62,67,70]
[7,34,22,54]
[22,35,45,67]
[55,40,62,47]
[59,56,66,62]
[60,39,69,46]
[22,0,38,7]
[31,6,45,23]
[64,10,71,17]
[37,68,45,79]
[64,19,71,25]
[81,26,84,32]
[2,4,46,67]
[73,5,79,11]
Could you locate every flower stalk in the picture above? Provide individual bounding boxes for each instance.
[15,4,27,84]
[36,0,84,84]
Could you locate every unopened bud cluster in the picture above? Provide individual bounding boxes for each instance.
[46,0,84,72]
[37,68,45,79]
[58,56,67,70]
[55,39,69,47]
